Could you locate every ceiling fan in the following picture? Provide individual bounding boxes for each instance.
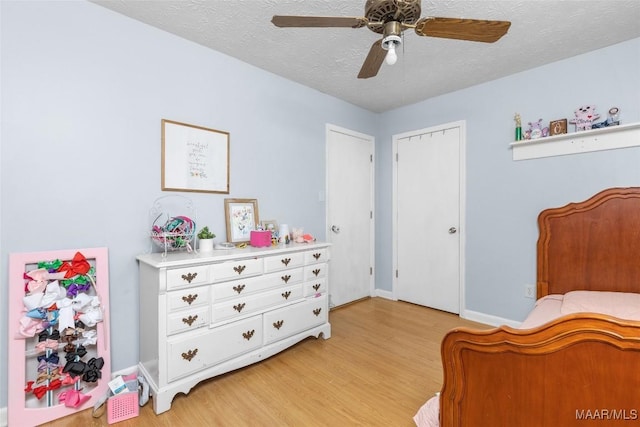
[271,0,511,79]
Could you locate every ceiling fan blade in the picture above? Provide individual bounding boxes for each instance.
[415,17,511,43]
[271,16,367,28]
[358,39,386,79]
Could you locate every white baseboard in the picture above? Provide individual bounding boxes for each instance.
[374,289,395,300]
[460,308,521,328]
[372,292,520,328]
[0,365,139,427]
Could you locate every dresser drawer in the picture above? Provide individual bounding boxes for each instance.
[166,264,211,290]
[167,306,209,336]
[303,278,327,297]
[212,258,263,282]
[212,284,303,324]
[263,294,328,344]
[304,263,327,281]
[167,316,262,382]
[263,251,305,272]
[304,248,329,265]
[167,287,210,312]
[213,268,303,302]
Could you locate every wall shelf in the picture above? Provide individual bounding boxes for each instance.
[510,122,640,161]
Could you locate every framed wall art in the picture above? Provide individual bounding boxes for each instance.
[224,198,259,243]
[161,119,230,194]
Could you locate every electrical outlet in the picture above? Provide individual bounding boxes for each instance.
[524,284,536,299]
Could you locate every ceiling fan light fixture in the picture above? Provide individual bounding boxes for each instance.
[381,34,401,65]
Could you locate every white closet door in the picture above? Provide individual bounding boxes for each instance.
[326,125,374,307]
[394,123,463,313]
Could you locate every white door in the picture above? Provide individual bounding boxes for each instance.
[326,124,375,307]
[393,121,465,313]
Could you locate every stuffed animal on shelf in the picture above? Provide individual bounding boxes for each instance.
[525,119,549,139]
[569,105,600,131]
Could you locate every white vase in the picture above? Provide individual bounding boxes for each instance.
[199,239,214,252]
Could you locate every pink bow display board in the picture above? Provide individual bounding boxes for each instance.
[8,247,111,426]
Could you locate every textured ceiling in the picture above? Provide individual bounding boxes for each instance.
[91,0,640,113]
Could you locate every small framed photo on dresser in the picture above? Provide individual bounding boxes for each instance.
[549,119,568,136]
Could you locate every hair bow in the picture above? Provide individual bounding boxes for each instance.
[57,252,91,279]
[65,345,88,362]
[65,282,92,297]
[82,357,104,383]
[35,330,60,352]
[35,340,59,352]
[37,359,60,372]
[38,259,63,271]
[41,310,60,329]
[78,330,97,346]
[60,372,80,386]
[37,352,59,365]
[36,368,61,384]
[30,379,62,399]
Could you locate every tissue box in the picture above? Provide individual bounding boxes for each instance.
[250,230,272,247]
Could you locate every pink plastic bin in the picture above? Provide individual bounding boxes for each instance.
[107,388,139,424]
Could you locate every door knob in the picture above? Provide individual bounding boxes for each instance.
[448,227,457,234]
[331,225,340,234]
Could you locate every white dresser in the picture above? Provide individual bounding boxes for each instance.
[136,242,331,414]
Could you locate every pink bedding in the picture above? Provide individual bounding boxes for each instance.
[413,290,640,426]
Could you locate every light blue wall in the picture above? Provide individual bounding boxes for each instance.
[0,0,374,408]
[2,0,639,411]
[375,38,640,322]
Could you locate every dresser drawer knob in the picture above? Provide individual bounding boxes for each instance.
[281,274,291,284]
[181,272,198,283]
[281,258,291,266]
[313,253,321,260]
[182,315,198,326]
[181,348,198,362]
[233,303,246,313]
[312,268,321,277]
[313,308,322,316]
[281,291,291,300]
[312,284,321,291]
[233,284,246,294]
[182,294,198,305]
[242,329,255,340]
[273,320,284,330]
[233,265,246,275]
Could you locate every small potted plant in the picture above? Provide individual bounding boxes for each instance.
[197,226,216,252]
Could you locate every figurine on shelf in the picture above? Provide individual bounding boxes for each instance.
[526,119,550,139]
[514,113,522,141]
[569,105,600,131]
[592,106,621,129]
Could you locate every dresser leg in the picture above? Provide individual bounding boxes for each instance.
[152,390,174,415]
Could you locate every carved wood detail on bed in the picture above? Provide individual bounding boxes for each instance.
[440,314,640,426]
[429,187,640,427]
[537,186,640,297]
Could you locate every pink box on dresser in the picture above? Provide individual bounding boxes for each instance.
[250,230,272,247]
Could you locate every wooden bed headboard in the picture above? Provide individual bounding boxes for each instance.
[537,187,640,297]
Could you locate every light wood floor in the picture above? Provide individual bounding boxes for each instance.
[41,297,488,427]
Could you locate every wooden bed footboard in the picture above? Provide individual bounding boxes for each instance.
[439,314,640,427]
